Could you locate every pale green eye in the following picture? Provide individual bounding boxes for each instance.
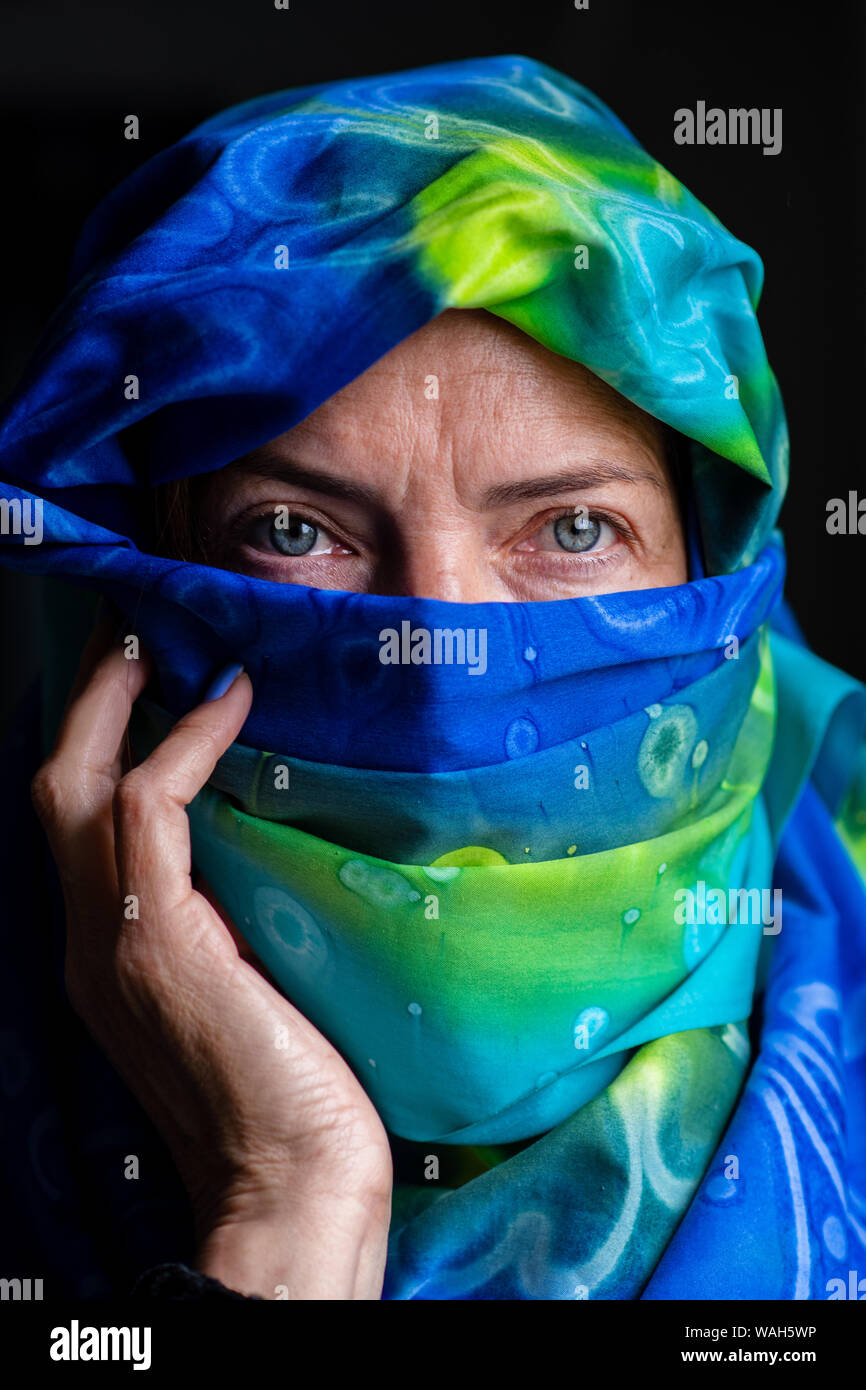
[553,513,602,552]
[271,514,318,556]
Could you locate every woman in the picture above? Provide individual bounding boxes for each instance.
[1,54,864,1302]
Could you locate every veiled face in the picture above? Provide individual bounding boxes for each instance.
[193,308,688,601]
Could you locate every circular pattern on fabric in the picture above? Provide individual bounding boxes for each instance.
[505,716,540,759]
[704,1173,741,1205]
[535,1070,558,1089]
[338,860,420,907]
[637,704,699,798]
[422,863,461,882]
[252,886,329,970]
[430,845,508,868]
[822,1214,847,1260]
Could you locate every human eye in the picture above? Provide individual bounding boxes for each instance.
[242,506,353,559]
[514,505,627,558]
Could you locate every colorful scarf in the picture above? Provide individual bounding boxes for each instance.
[1,55,865,1301]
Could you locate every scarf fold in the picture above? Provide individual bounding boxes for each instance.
[122,551,781,1150]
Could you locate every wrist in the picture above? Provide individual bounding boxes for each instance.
[194,1174,392,1300]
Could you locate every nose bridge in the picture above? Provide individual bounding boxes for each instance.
[396,551,476,602]
[417,571,463,603]
[382,524,501,602]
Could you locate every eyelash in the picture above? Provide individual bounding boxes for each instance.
[549,506,628,541]
[230,504,633,563]
[224,505,355,559]
[518,506,633,563]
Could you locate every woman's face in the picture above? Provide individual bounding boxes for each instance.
[195,308,688,601]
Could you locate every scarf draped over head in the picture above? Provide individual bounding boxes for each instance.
[2,55,866,1302]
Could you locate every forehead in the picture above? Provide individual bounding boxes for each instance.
[282,309,669,459]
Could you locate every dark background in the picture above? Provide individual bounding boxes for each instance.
[1,0,864,729]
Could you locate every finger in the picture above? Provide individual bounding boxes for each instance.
[62,600,121,710]
[52,639,153,792]
[113,670,252,922]
[119,668,252,807]
[32,632,153,939]
[60,601,141,783]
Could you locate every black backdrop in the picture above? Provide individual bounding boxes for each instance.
[2,0,864,729]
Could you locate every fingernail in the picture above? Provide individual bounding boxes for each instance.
[203,663,244,702]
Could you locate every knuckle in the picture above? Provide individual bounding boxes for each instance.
[112,936,159,1009]
[111,939,141,992]
[30,761,67,825]
[113,768,152,823]
[65,933,147,1022]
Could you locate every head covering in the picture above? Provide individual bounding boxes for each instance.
[1,55,865,1302]
[1,53,785,580]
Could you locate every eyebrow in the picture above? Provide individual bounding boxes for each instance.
[232,454,381,506]
[481,465,665,506]
[232,454,664,507]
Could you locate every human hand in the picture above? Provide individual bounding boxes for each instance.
[30,612,392,1298]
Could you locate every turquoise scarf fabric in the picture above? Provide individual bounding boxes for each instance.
[1,55,865,1300]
